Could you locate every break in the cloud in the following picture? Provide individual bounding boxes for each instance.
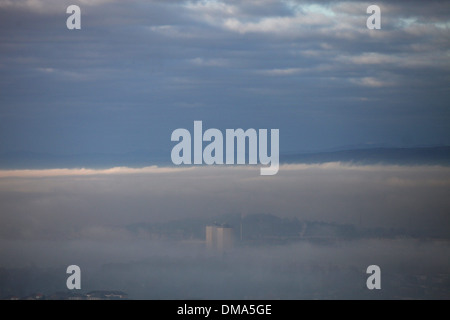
[0,0,449,157]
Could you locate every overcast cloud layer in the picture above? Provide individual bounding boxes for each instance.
[0,0,449,157]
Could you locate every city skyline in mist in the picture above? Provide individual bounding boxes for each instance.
[1,163,449,243]
[1,159,449,299]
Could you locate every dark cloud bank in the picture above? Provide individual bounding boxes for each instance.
[0,0,449,155]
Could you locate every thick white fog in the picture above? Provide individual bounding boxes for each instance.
[0,163,449,241]
[0,163,449,299]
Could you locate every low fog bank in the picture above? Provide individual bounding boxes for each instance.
[0,238,449,299]
[0,164,449,299]
[0,164,449,241]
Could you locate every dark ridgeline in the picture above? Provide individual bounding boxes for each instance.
[1,146,449,169]
[282,146,450,166]
[126,212,444,244]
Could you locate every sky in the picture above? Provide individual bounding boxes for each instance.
[0,0,449,159]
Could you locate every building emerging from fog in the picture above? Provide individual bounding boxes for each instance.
[206,225,217,250]
[206,224,233,252]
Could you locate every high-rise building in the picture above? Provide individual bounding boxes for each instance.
[216,226,233,251]
[206,225,217,250]
[206,224,233,252]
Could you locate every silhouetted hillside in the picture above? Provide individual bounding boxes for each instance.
[1,146,449,169]
[282,146,450,165]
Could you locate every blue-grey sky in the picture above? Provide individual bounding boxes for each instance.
[0,0,449,158]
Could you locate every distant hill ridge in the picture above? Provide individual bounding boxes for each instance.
[0,146,449,169]
[283,146,450,166]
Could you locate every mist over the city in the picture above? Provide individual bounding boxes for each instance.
[0,164,449,299]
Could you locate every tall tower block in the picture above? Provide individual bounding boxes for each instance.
[206,225,233,252]
[206,225,217,250]
[216,226,233,252]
